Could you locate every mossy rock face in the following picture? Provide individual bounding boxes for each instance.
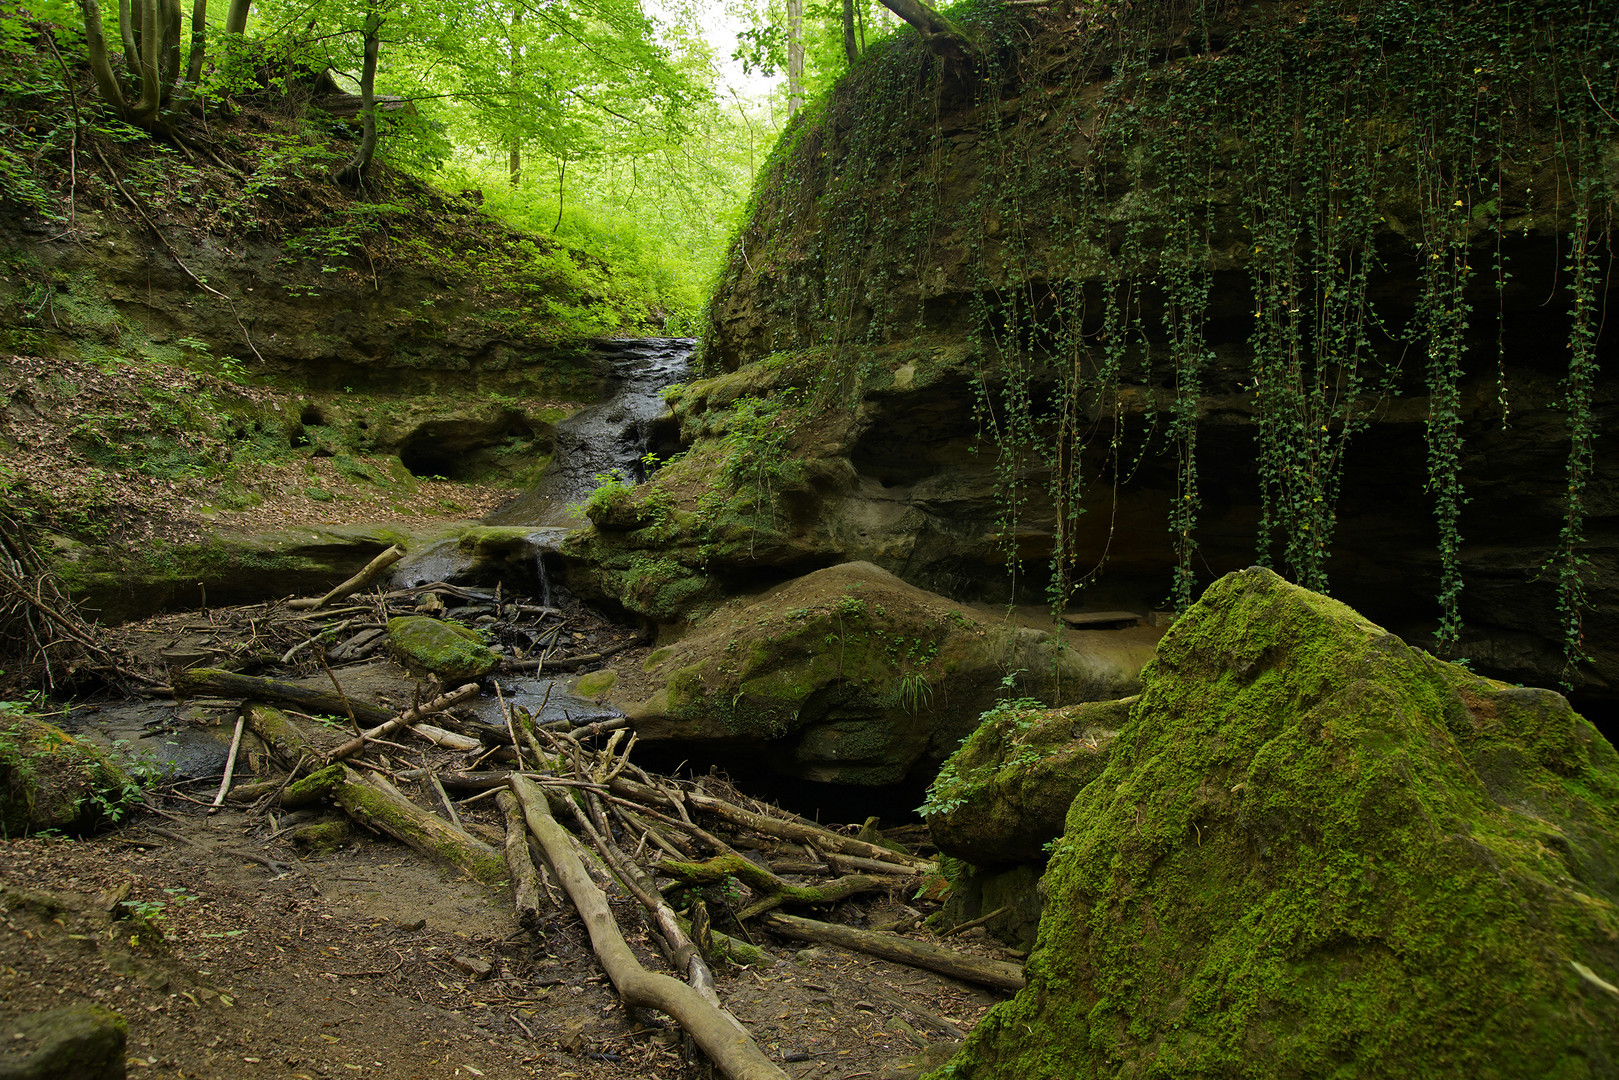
[386,616,498,680]
[926,697,1129,865]
[624,562,1149,786]
[0,1002,127,1080]
[939,567,1619,1079]
[0,717,137,837]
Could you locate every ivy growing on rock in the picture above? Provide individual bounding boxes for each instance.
[708,0,1616,679]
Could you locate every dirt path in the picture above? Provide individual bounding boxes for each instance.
[1,799,1003,1080]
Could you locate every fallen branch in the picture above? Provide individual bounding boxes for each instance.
[333,766,506,886]
[610,777,934,871]
[509,775,788,1080]
[325,683,480,762]
[657,854,892,920]
[176,668,394,727]
[285,545,406,611]
[495,790,545,930]
[208,709,247,814]
[761,913,1025,993]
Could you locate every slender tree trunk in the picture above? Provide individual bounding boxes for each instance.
[508,8,522,186]
[224,0,250,35]
[842,0,858,65]
[78,0,131,118]
[117,0,139,75]
[552,158,565,232]
[786,0,804,115]
[181,0,207,96]
[333,10,380,185]
[158,0,182,105]
[131,0,163,122]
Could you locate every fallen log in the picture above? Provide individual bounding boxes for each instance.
[509,776,788,1080]
[325,683,481,762]
[177,668,394,727]
[285,544,405,610]
[496,790,545,930]
[333,766,506,886]
[245,703,337,773]
[760,913,1025,993]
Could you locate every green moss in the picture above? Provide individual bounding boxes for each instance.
[574,670,618,699]
[290,819,351,856]
[938,568,1619,1079]
[386,616,498,679]
[0,716,140,837]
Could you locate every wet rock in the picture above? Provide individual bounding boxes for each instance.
[0,1003,127,1080]
[618,563,1151,785]
[943,567,1619,1078]
[386,616,498,680]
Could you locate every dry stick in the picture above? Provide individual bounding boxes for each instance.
[509,776,786,1080]
[495,680,525,772]
[286,545,407,611]
[609,778,934,871]
[207,709,247,815]
[429,772,463,830]
[495,790,545,930]
[326,683,481,762]
[283,617,355,665]
[943,905,1012,937]
[502,633,648,672]
[761,913,1026,993]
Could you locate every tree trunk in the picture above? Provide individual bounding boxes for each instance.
[875,0,972,68]
[508,8,522,187]
[182,0,207,96]
[224,0,250,35]
[174,667,396,726]
[786,0,804,115]
[842,0,858,65]
[157,0,182,104]
[333,10,380,185]
[78,0,131,118]
[131,0,162,123]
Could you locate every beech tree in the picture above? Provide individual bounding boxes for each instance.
[76,0,250,126]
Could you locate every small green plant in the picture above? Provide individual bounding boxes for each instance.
[918,671,1045,819]
[885,671,934,715]
[583,469,635,520]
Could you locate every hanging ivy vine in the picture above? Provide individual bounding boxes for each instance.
[707,0,1617,682]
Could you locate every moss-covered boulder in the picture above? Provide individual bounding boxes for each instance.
[622,562,1153,785]
[386,616,497,680]
[939,567,1619,1079]
[0,1002,127,1080]
[925,697,1129,865]
[0,717,138,837]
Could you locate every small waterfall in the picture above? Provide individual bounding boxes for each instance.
[486,338,692,527]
